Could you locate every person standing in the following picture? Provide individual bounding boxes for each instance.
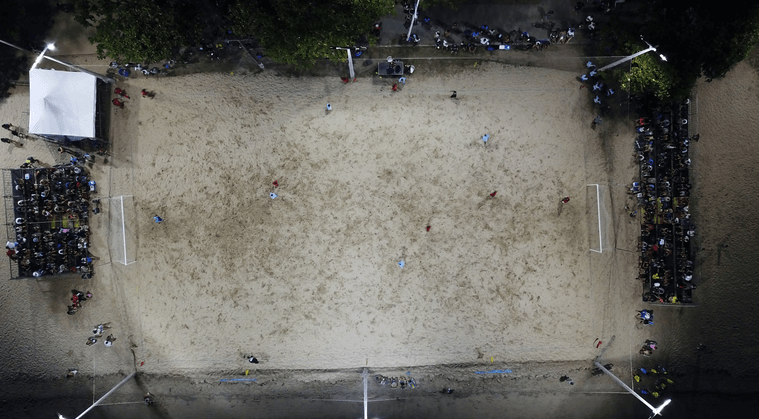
[114,88,130,99]
[1,137,22,147]
[58,147,80,156]
[104,334,116,347]
[591,115,602,129]
[93,322,111,335]
[451,91,457,99]
[326,103,332,112]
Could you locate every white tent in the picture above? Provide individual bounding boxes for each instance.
[29,69,97,139]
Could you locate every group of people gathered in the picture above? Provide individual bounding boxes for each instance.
[634,311,676,399]
[396,0,577,53]
[85,322,115,347]
[634,364,675,399]
[630,101,697,304]
[6,161,96,279]
[67,289,92,315]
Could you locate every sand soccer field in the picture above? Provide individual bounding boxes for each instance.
[94,62,620,372]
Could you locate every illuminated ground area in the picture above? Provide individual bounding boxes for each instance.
[105,64,608,371]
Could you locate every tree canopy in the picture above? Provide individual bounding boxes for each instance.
[604,1,759,99]
[229,0,394,67]
[610,45,677,100]
[71,0,393,66]
[73,0,204,63]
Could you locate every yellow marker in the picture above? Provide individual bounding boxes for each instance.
[490,356,494,363]
[475,62,478,67]
[245,369,249,375]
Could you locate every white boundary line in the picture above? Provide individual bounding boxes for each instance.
[588,184,603,253]
[113,195,136,265]
[120,196,127,265]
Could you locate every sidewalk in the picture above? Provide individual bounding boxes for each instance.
[377,1,594,48]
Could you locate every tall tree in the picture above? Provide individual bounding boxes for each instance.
[229,0,394,67]
[606,1,759,99]
[73,0,203,63]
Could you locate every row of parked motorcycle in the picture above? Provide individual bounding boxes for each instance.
[109,38,261,78]
[427,25,576,54]
[375,375,418,389]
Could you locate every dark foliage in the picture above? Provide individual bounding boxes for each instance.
[603,1,759,99]
[229,0,394,67]
[73,0,211,63]
[0,0,55,99]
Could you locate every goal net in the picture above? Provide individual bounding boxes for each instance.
[107,195,137,265]
[587,184,613,253]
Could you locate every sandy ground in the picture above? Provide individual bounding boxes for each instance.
[2,12,759,418]
[107,62,610,371]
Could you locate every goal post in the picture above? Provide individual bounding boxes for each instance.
[587,184,613,253]
[106,195,137,265]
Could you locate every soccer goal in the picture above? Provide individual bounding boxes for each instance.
[587,184,613,253]
[107,195,137,265]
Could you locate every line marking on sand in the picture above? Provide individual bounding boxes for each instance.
[312,398,408,403]
[581,391,631,394]
[474,369,512,374]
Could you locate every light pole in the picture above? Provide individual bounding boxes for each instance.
[58,372,136,419]
[405,0,421,42]
[0,38,113,83]
[32,43,56,70]
[597,36,667,72]
[593,362,672,418]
